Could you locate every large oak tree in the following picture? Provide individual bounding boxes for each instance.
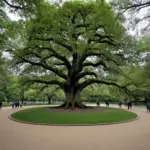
[12,0,130,109]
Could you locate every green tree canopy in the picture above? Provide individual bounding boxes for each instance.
[11,0,132,109]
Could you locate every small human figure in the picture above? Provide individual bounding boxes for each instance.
[130,101,132,109]
[105,100,109,107]
[12,102,15,109]
[15,101,18,108]
[18,101,20,108]
[0,101,2,109]
[118,101,122,108]
[127,100,131,109]
[127,100,132,109]
[97,101,100,106]
[146,101,150,113]
[20,102,22,108]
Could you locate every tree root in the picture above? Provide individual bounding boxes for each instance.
[54,101,89,110]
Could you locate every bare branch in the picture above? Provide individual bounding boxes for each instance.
[3,0,24,9]
[119,2,150,15]
[135,15,150,24]
[124,2,150,10]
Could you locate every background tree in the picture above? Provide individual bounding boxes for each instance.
[0,0,38,102]
[0,6,13,101]
[40,87,62,104]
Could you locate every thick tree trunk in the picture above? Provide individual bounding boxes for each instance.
[57,89,87,110]
[21,99,24,105]
[65,101,87,109]
[47,96,52,104]
[48,98,51,104]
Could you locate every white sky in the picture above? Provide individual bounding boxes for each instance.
[7,11,21,21]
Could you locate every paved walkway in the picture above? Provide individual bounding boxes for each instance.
[0,105,149,150]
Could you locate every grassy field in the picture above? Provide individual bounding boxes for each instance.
[11,107,137,125]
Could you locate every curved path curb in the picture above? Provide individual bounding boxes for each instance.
[9,107,139,126]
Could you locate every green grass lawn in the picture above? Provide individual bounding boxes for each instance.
[11,107,137,125]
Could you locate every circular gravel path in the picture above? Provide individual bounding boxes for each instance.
[0,105,149,150]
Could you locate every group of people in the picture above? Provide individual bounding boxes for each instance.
[12,101,22,109]
[0,99,150,112]
[118,100,132,109]
[127,100,132,109]
[96,100,110,107]
[96,100,133,109]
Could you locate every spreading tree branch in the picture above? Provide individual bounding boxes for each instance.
[3,0,24,9]
[17,56,67,80]
[119,2,150,15]
[83,60,107,68]
[74,72,97,82]
[95,34,114,42]
[79,79,131,94]
[125,2,150,10]
[34,37,73,52]
[23,79,63,88]
[39,85,61,93]
[86,52,121,66]
[23,46,71,70]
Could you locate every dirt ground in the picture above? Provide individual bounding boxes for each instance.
[0,105,149,150]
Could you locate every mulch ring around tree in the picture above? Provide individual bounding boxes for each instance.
[45,106,115,113]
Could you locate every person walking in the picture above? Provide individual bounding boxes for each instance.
[12,102,15,109]
[146,101,150,113]
[105,100,109,107]
[130,101,132,109]
[18,101,20,108]
[97,100,100,106]
[15,101,18,108]
[118,101,122,108]
[0,101,2,109]
[127,100,130,109]
[20,102,22,108]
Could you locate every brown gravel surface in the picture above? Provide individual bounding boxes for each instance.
[0,105,149,150]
